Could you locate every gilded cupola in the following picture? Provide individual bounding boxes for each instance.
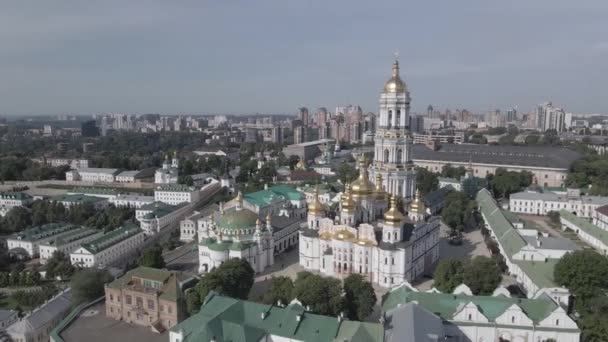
[351,154,373,200]
[384,195,405,226]
[383,59,407,94]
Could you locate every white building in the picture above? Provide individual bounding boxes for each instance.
[561,209,608,255]
[65,167,120,182]
[536,102,566,132]
[154,184,200,206]
[136,201,192,236]
[7,224,83,258]
[368,59,416,199]
[478,189,575,304]
[38,228,103,264]
[180,211,203,242]
[70,224,144,268]
[115,170,140,183]
[300,164,440,288]
[154,155,179,184]
[509,188,608,218]
[6,289,72,342]
[51,194,108,209]
[109,194,155,208]
[44,158,89,169]
[0,192,33,217]
[383,282,580,342]
[197,192,302,273]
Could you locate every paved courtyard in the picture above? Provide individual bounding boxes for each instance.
[60,303,167,342]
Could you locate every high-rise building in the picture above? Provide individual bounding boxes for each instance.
[506,108,518,122]
[271,126,283,144]
[298,107,309,126]
[369,59,416,199]
[486,109,505,128]
[293,125,305,144]
[315,107,328,127]
[427,105,433,117]
[81,120,99,137]
[536,102,566,132]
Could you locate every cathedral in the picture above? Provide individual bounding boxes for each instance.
[299,59,440,287]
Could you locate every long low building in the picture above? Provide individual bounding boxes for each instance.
[39,228,104,264]
[560,210,608,255]
[509,188,608,218]
[154,184,200,205]
[0,192,33,217]
[136,201,192,236]
[7,224,82,258]
[70,224,144,268]
[412,144,582,187]
[65,168,120,182]
[477,189,575,304]
[383,282,580,342]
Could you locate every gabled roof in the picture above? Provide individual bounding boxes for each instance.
[560,210,608,246]
[382,284,559,325]
[80,223,142,254]
[244,185,303,207]
[7,289,72,334]
[384,302,443,342]
[171,292,383,342]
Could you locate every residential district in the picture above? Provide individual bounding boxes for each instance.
[0,60,607,342]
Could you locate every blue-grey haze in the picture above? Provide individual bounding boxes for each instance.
[1,0,607,116]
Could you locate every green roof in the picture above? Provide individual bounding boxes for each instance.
[334,321,384,342]
[69,187,118,195]
[200,237,258,252]
[244,185,302,207]
[106,266,182,302]
[477,189,527,259]
[157,184,195,192]
[559,210,608,246]
[513,259,559,289]
[12,223,81,242]
[216,208,258,230]
[80,223,142,254]
[52,194,105,204]
[383,284,559,324]
[139,201,188,219]
[0,191,33,200]
[171,292,382,342]
[42,228,101,247]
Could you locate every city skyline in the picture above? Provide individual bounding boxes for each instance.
[2,1,608,116]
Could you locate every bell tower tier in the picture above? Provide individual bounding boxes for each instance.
[369,58,416,200]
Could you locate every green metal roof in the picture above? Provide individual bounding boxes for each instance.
[477,189,527,260]
[139,201,187,219]
[200,238,258,252]
[383,285,558,324]
[12,223,81,242]
[513,259,559,289]
[171,292,382,342]
[0,191,33,200]
[157,184,195,192]
[80,223,142,254]
[69,187,118,195]
[51,194,105,204]
[216,208,258,230]
[334,321,384,342]
[43,228,101,247]
[559,210,608,246]
[244,185,302,207]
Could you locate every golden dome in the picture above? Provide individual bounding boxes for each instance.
[384,195,404,226]
[296,159,306,170]
[308,187,325,216]
[409,189,426,215]
[374,174,388,201]
[351,154,373,200]
[383,59,407,93]
[341,183,356,213]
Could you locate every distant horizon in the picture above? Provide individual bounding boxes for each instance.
[2,1,608,116]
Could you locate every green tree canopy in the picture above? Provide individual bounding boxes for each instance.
[293,272,343,316]
[137,244,166,269]
[415,167,438,195]
[71,268,113,305]
[337,162,358,184]
[262,276,295,305]
[45,251,75,280]
[554,250,608,307]
[462,256,502,295]
[433,259,465,293]
[343,274,376,321]
[1,207,32,233]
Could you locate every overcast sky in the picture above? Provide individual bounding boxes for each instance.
[1,1,607,116]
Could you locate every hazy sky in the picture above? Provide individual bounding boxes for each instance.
[2,1,607,116]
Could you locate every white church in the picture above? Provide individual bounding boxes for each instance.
[155,153,179,184]
[299,59,440,287]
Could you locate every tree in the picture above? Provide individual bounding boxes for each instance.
[137,245,166,269]
[490,168,532,198]
[45,251,75,279]
[262,276,294,305]
[188,258,255,315]
[185,290,202,316]
[71,268,113,305]
[337,163,358,184]
[415,167,438,195]
[1,207,32,233]
[433,259,465,293]
[343,274,376,321]
[293,272,343,316]
[554,250,608,307]
[462,256,502,295]
[547,211,560,227]
[441,191,474,233]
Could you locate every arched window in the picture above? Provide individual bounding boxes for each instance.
[384,149,390,163]
[396,110,401,128]
[397,149,403,163]
[388,110,392,129]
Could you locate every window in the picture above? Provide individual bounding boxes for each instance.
[511,316,515,323]
[556,319,559,326]
[147,299,155,310]
[136,297,143,308]
[168,305,172,314]
[125,295,132,305]
[468,314,472,321]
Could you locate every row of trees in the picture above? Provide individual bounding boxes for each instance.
[0,156,69,182]
[0,201,135,234]
[567,154,608,196]
[487,168,533,199]
[433,256,503,295]
[7,284,59,312]
[441,191,477,233]
[184,259,377,321]
[0,270,42,287]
